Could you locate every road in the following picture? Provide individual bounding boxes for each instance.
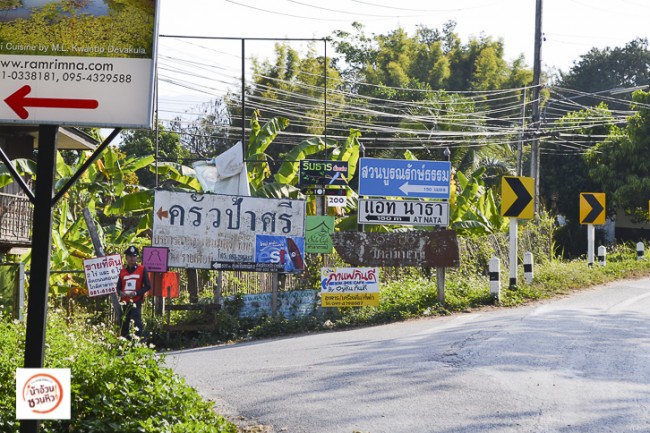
[165,278,650,433]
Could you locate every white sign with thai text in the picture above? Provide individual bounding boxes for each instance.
[358,199,449,226]
[83,254,122,298]
[152,191,306,269]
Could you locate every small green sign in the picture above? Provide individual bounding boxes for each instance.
[305,216,335,253]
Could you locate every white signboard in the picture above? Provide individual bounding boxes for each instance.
[0,1,159,128]
[320,267,380,307]
[152,191,306,269]
[83,254,122,298]
[16,368,71,420]
[358,199,449,227]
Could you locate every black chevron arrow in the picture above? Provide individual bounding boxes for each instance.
[583,193,604,223]
[503,177,533,217]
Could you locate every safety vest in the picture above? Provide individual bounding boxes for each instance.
[119,265,146,303]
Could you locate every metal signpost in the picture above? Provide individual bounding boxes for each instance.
[0,3,160,432]
[580,192,606,266]
[500,176,534,288]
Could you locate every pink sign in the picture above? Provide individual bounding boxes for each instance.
[143,246,169,272]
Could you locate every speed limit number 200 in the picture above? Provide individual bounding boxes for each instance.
[327,196,346,207]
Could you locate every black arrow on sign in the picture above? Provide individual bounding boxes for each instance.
[583,193,604,223]
[503,177,533,217]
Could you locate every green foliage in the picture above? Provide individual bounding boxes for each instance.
[0,0,154,58]
[0,310,236,433]
[586,91,650,217]
[450,167,507,235]
[120,125,190,188]
[557,38,650,109]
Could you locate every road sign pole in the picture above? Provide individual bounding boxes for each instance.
[587,224,595,267]
[509,218,518,288]
[20,125,58,433]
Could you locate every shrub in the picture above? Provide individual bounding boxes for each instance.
[0,310,236,433]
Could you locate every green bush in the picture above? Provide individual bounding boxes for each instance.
[0,310,236,433]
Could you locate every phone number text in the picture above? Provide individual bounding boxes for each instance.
[1,70,132,83]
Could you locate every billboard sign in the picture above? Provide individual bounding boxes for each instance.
[358,158,451,199]
[0,1,159,128]
[152,191,306,269]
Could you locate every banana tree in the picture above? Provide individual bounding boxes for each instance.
[450,166,507,235]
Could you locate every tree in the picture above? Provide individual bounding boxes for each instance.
[586,91,650,219]
[228,42,344,155]
[120,123,189,188]
[556,38,650,109]
[169,99,234,159]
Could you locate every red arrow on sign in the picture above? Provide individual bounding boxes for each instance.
[4,85,99,119]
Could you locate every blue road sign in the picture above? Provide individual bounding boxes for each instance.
[358,158,451,199]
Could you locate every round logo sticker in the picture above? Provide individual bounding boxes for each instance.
[21,373,64,414]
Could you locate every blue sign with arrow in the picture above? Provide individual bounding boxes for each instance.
[358,158,451,199]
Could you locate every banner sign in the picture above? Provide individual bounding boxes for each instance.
[255,235,305,272]
[299,160,348,186]
[152,191,306,269]
[331,230,460,268]
[358,158,451,199]
[83,254,122,297]
[358,199,449,226]
[320,267,380,307]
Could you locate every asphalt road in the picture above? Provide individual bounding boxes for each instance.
[165,278,650,433]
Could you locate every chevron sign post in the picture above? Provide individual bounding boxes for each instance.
[501,176,534,288]
[580,192,606,267]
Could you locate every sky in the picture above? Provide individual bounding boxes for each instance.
[155,0,650,123]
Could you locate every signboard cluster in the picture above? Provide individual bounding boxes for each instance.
[357,158,451,228]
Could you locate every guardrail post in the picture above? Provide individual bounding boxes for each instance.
[598,245,606,266]
[489,257,500,302]
[523,252,534,283]
[637,242,645,260]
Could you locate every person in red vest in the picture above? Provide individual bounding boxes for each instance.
[116,245,151,339]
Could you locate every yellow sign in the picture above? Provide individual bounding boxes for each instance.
[580,193,606,225]
[501,176,534,219]
[321,293,380,307]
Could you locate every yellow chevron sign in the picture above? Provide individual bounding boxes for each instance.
[580,193,606,225]
[501,176,534,219]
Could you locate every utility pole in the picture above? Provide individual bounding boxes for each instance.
[530,0,543,214]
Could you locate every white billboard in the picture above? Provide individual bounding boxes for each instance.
[0,1,159,128]
[152,191,306,269]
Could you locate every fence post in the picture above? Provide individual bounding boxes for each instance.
[489,257,500,302]
[523,252,534,283]
[598,246,606,266]
[637,242,645,260]
[436,267,445,304]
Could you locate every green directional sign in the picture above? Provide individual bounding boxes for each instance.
[501,176,534,219]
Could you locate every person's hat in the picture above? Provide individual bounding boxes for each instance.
[124,245,139,256]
